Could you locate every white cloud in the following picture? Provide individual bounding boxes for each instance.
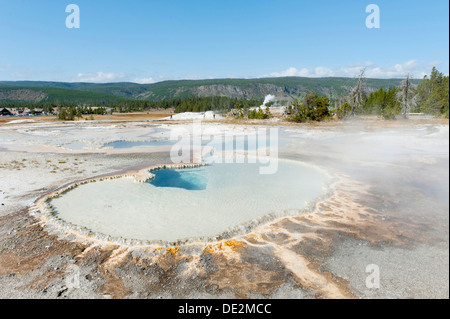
[268,60,431,79]
[74,72,125,83]
[132,75,207,84]
[69,73,189,84]
[132,77,158,84]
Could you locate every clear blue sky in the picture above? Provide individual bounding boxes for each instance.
[0,0,448,82]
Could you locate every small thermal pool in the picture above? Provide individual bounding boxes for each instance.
[50,161,328,242]
[63,141,88,150]
[103,140,173,149]
[103,136,290,151]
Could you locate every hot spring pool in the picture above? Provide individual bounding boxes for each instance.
[49,162,328,242]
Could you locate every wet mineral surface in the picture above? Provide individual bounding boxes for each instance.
[0,119,448,299]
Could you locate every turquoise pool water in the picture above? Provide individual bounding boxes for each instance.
[50,161,328,242]
[149,168,208,190]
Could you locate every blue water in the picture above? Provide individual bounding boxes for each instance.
[104,140,173,149]
[103,136,289,150]
[50,161,328,241]
[63,141,87,150]
[149,168,208,190]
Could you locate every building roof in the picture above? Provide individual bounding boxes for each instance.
[1,108,13,114]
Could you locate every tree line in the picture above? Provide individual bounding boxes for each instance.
[1,96,263,120]
[62,96,263,116]
[58,105,108,121]
[109,96,263,114]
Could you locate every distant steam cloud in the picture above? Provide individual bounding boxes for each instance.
[262,94,276,107]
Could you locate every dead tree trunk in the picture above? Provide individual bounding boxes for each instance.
[350,68,366,116]
[402,75,411,119]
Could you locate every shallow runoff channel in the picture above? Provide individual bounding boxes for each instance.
[49,161,329,243]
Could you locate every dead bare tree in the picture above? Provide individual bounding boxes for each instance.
[399,74,417,119]
[401,74,411,119]
[349,68,367,116]
[397,74,417,119]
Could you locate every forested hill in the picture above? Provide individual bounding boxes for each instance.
[0,77,421,105]
[0,86,125,105]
